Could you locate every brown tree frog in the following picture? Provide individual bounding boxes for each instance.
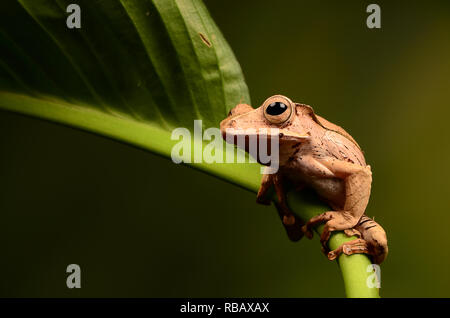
[220,95,388,263]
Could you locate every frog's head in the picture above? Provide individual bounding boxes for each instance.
[220,95,317,159]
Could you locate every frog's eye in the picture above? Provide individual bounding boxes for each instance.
[263,95,293,124]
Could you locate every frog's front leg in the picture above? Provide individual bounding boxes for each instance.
[302,159,372,250]
[257,169,304,241]
[256,173,274,205]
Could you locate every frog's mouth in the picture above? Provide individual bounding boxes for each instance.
[221,129,308,142]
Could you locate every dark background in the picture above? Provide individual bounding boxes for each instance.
[1,0,450,297]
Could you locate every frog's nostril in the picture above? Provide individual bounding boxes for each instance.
[228,110,233,117]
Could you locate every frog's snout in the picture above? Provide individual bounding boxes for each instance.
[227,103,254,118]
[220,103,253,134]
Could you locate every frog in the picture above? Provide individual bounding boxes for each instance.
[220,94,388,263]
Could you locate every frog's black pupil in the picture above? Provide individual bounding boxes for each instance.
[266,102,287,116]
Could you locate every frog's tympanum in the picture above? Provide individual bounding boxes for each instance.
[220,95,388,264]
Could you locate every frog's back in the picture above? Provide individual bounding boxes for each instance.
[316,115,366,166]
[315,115,361,148]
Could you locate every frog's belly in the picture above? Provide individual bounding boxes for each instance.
[283,169,346,209]
[309,177,345,209]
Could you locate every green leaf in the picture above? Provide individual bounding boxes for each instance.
[2,0,251,127]
[0,0,379,297]
[0,0,260,187]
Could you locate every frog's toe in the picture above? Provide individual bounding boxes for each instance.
[327,250,339,261]
[282,214,296,226]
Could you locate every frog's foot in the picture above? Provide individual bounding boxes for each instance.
[301,211,359,250]
[301,211,334,240]
[317,229,362,257]
[327,238,369,261]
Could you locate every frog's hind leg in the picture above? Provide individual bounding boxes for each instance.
[302,161,372,250]
[357,216,389,264]
[327,217,389,264]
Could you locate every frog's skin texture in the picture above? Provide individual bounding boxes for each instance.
[220,95,388,263]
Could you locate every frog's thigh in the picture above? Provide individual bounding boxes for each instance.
[341,165,372,218]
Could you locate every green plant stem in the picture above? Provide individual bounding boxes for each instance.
[286,191,380,298]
